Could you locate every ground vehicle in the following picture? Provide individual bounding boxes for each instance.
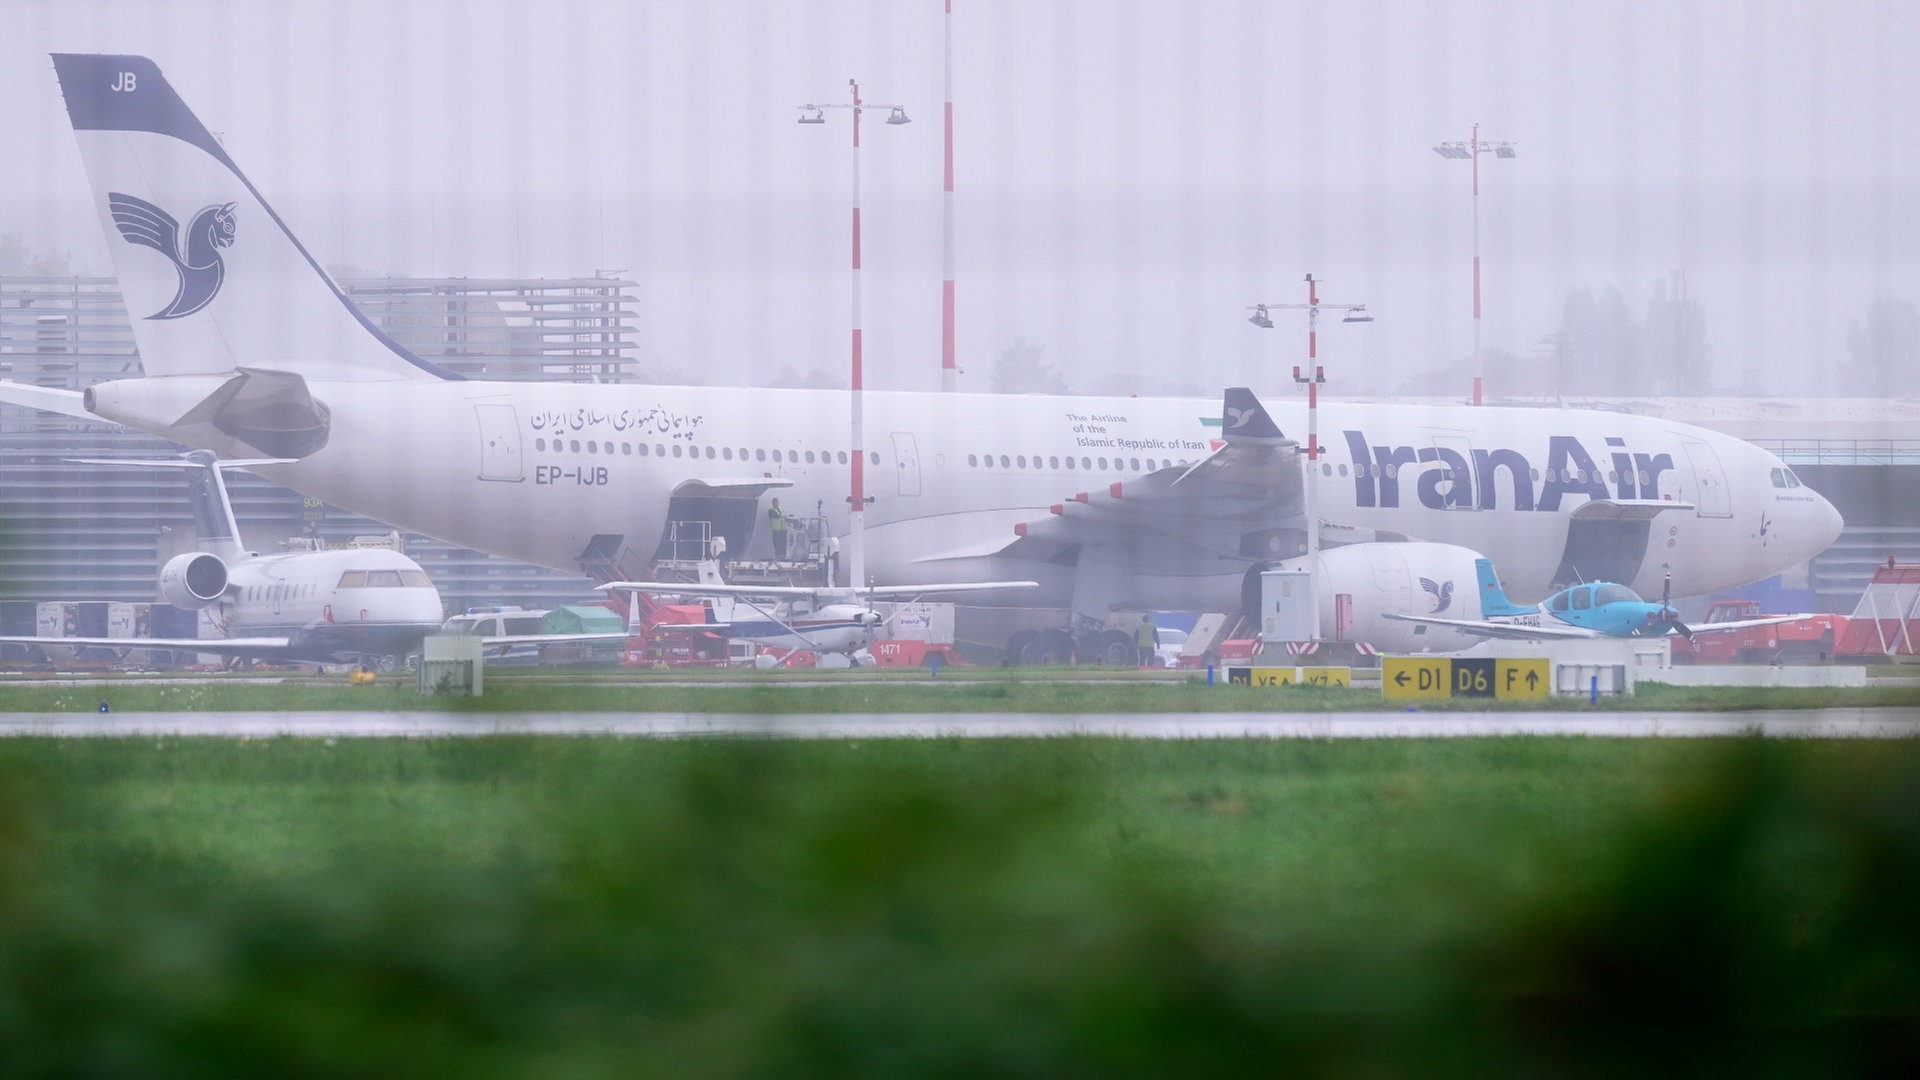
[1668,600,1843,664]
[1153,628,1189,668]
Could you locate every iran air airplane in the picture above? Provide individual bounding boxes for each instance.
[1,53,1844,658]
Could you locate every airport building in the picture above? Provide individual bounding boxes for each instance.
[0,273,637,616]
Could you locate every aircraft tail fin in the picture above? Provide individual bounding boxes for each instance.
[50,53,459,383]
[1474,558,1533,619]
[1221,387,1286,440]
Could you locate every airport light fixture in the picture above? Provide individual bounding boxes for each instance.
[796,80,910,592]
[1246,273,1372,642]
[1432,123,1516,406]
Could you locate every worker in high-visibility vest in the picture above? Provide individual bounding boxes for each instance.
[768,498,790,561]
[1134,614,1160,668]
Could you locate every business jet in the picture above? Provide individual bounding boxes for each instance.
[1384,558,1819,642]
[2,53,1845,660]
[0,452,445,665]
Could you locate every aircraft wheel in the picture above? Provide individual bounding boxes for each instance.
[1031,629,1075,665]
[1095,630,1137,667]
[1003,629,1039,667]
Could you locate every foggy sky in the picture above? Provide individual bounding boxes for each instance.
[2,0,1915,398]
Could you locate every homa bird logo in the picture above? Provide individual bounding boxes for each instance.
[1419,576,1454,614]
[107,192,237,320]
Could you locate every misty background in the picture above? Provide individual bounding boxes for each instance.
[1,0,1916,399]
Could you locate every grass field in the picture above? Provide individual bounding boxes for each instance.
[5,671,1920,713]
[3,735,1919,1076]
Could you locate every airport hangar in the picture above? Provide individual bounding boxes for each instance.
[2,272,1916,618]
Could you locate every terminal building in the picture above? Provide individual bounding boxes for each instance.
[0,273,636,616]
[4,273,1917,620]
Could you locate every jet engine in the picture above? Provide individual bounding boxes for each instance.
[1241,541,1493,654]
[159,551,229,609]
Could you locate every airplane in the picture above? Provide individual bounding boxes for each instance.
[0,452,445,666]
[1382,557,1821,642]
[607,559,1037,664]
[0,53,1846,661]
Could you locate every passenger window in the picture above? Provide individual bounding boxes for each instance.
[1130,458,1141,471]
[705,447,715,459]
[1572,589,1591,610]
[1017,455,1027,469]
[755,449,765,462]
[838,451,848,464]
[723,448,733,461]
[805,451,815,464]
[673,445,683,458]
[1338,464,1348,477]
[1098,458,1108,469]
[870,452,879,466]
[1065,457,1076,470]
[968,454,977,467]
[999,455,1010,468]
[535,438,546,451]
[1050,456,1059,469]
[1082,457,1092,470]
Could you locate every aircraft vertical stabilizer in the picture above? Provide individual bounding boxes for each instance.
[50,53,456,384]
[1474,558,1533,618]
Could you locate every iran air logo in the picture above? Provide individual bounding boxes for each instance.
[1420,577,1454,613]
[108,192,237,320]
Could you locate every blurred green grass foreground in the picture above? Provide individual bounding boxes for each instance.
[2,736,1918,1077]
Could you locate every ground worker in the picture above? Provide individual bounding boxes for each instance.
[768,498,789,561]
[1135,613,1160,668]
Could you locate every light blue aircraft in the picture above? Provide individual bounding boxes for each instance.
[1385,558,1810,641]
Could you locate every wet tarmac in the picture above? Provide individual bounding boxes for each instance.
[2,708,1917,738]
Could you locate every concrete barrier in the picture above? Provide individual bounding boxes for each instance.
[1645,665,1868,688]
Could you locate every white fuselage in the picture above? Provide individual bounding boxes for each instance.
[211,546,444,660]
[82,381,1841,614]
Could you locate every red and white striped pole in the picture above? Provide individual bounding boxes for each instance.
[1470,122,1482,407]
[848,78,867,591]
[941,0,957,392]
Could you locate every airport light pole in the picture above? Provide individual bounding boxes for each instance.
[1247,274,1372,642]
[797,81,910,591]
[1432,124,1515,406]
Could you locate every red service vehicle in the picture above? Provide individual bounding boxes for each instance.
[1669,600,1844,664]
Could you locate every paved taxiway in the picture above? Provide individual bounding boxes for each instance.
[2,708,1917,738]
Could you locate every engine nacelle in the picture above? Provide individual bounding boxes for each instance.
[160,551,229,609]
[1243,542,1494,655]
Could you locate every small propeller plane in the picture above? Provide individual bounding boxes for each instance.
[603,561,1035,663]
[1384,558,1817,642]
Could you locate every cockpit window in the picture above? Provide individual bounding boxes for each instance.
[1595,585,1639,605]
[1770,468,1785,488]
[1784,469,1802,488]
[365,570,404,587]
[400,569,432,588]
[337,570,368,588]
[1572,589,1592,610]
[1549,591,1571,612]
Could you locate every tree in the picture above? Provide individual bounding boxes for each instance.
[0,231,74,276]
[1643,272,1712,395]
[990,337,1066,395]
[1844,296,1920,398]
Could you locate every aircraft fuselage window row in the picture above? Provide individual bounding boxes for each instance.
[530,438,877,468]
[966,454,1191,472]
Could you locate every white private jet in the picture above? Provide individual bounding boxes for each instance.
[0,452,445,665]
[0,53,1846,660]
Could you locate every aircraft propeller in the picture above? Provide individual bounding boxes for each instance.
[1659,568,1692,640]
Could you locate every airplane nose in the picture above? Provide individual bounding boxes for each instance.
[1809,490,1845,556]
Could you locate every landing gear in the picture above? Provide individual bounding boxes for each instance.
[1084,630,1136,667]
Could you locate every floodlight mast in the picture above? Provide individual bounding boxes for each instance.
[942,0,957,392]
[1246,274,1371,643]
[1432,123,1516,406]
[797,81,910,591]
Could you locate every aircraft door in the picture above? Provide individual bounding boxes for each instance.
[890,432,922,497]
[1682,441,1732,518]
[474,404,525,482]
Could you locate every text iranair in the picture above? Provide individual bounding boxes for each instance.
[1342,431,1676,512]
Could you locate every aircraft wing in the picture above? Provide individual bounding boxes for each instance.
[1002,386,1304,554]
[474,632,641,647]
[598,581,1036,601]
[1686,613,1823,635]
[1380,613,1600,641]
[0,381,97,421]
